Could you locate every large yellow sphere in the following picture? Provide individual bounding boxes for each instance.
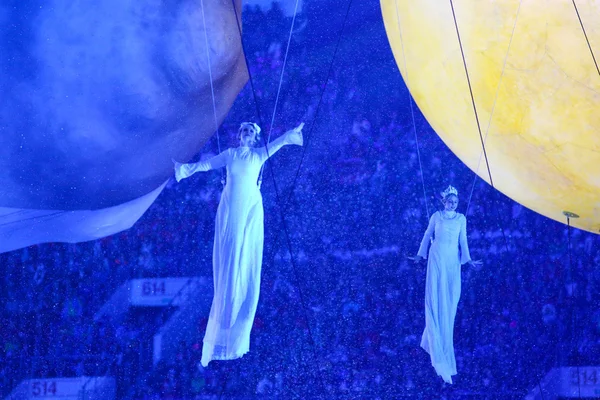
[381,0,600,234]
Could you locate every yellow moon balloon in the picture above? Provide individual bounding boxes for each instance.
[381,0,600,234]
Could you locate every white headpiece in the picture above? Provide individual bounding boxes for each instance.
[441,185,458,199]
[239,122,261,136]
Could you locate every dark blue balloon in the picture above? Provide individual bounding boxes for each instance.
[0,0,247,210]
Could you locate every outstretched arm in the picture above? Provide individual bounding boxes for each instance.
[256,123,304,163]
[459,215,473,265]
[173,149,230,182]
[414,212,437,262]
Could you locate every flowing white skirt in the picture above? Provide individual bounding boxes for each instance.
[420,241,461,384]
[201,184,264,367]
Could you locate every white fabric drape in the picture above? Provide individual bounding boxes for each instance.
[417,211,471,384]
[175,131,299,367]
[0,181,167,254]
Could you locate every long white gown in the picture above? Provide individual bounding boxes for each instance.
[417,210,471,384]
[174,133,297,367]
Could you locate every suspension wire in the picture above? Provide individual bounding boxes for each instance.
[449,5,535,394]
[570,19,600,372]
[229,0,336,395]
[449,1,493,189]
[448,0,516,250]
[87,2,338,396]
[200,0,225,186]
[265,0,354,342]
[390,4,537,397]
[465,0,522,216]
[257,1,355,392]
[257,0,302,188]
[572,0,600,77]
[393,0,430,220]
[79,0,227,394]
[80,1,229,394]
[262,0,353,297]
[448,4,554,397]
[565,214,582,399]
[446,9,521,391]
[280,0,354,213]
[230,1,271,160]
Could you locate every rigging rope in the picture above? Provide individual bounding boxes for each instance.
[447,0,515,254]
[464,0,522,216]
[393,0,429,220]
[255,0,356,394]
[228,0,354,396]
[448,0,493,190]
[572,0,600,78]
[199,0,225,186]
[257,0,302,188]
[392,4,547,396]
[448,4,552,397]
[260,3,354,392]
[565,212,582,399]
[280,0,354,213]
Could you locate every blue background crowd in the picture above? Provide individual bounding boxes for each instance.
[1,1,599,399]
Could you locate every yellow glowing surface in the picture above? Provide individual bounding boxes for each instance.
[381,0,600,234]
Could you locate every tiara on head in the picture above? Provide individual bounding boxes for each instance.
[239,122,261,135]
[441,185,458,199]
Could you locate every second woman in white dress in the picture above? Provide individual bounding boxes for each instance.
[173,121,304,367]
[413,185,481,384]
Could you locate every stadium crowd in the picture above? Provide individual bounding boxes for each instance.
[1,3,599,399]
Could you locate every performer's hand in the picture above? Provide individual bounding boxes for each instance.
[466,259,483,268]
[408,255,423,264]
[285,122,304,146]
[172,159,186,182]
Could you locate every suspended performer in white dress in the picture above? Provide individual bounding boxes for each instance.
[412,185,482,384]
[173,121,304,367]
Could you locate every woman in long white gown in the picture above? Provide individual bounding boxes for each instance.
[413,185,481,384]
[173,122,304,367]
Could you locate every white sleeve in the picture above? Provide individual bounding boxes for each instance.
[174,149,230,182]
[459,215,471,264]
[255,129,302,164]
[417,212,437,258]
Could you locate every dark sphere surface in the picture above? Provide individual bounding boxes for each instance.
[0,0,247,209]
